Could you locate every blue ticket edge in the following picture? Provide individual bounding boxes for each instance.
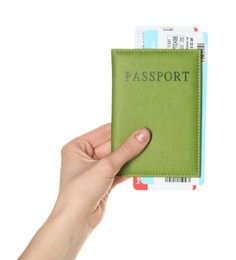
[200,32,208,185]
[140,31,208,185]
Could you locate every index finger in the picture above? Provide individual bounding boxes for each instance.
[76,123,111,148]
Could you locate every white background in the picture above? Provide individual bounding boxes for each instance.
[0,0,236,259]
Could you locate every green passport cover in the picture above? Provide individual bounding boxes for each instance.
[111,49,202,177]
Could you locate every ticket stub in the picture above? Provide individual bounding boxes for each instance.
[133,177,197,190]
[133,27,208,190]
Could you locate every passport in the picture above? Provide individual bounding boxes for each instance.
[111,49,202,178]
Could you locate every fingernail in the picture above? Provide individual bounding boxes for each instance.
[135,128,150,143]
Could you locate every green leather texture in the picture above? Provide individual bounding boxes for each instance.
[112,49,202,177]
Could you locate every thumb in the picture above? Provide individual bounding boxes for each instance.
[100,128,151,177]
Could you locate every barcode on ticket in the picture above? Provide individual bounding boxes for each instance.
[165,177,191,183]
[197,43,206,62]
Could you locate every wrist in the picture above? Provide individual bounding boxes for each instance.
[52,198,93,240]
[55,185,99,233]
